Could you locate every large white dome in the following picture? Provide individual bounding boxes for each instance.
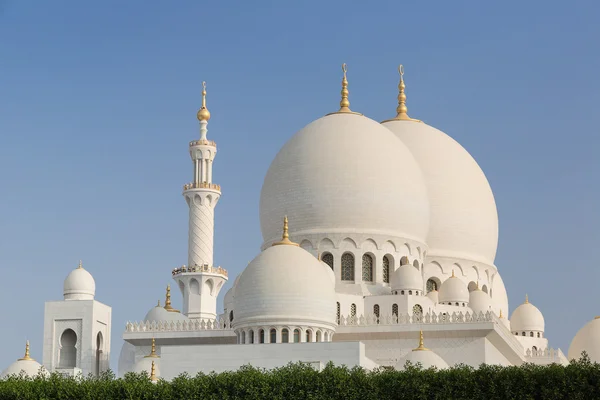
[382,120,499,266]
[233,241,336,330]
[260,113,430,246]
[569,317,600,362]
[63,262,96,300]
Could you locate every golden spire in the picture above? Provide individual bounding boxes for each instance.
[383,64,421,123]
[499,309,504,318]
[451,269,455,278]
[78,260,82,269]
[145,338,159,358]
[326,63,361,116]
[164,285,180,313]
[150,360,158,382]
[525,294,529,304]
[196,81,211,122]
[18,340,33,361]
[272,216,299,246]
[412,330,429,352]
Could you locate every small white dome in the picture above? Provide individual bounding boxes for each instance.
[133,356,160,375]
[260,113,430,247]
[63,262,95,300]
[426,289,439,304]
[233,238,336,330]
[510,297,545,333]
[438,274,469,304]
[1,343,49,378]
[569,317,600,362]
[143,304,187,322]
[390,265,423,291]
[469,287,492,315]
[396,332,448,370]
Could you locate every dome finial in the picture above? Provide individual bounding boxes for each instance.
[451,269,455,278]
[78,260,82,269]
[476,281,480,290]
[499,309,504,318]
[145,338,159,358]
[326,63,361,116]
[383,65,422,123]
[150,360,158,382]
[525,294,529,304]
[197,81,211,122]
[272,216,299,247]
[164,285,180,313]
[413,330,429,352]
[18,340,33,361]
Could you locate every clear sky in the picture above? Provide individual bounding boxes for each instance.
[0,0,598,371]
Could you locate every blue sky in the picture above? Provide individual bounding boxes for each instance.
[0,0,598,371]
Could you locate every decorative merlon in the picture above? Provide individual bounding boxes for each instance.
[172,264,228,277]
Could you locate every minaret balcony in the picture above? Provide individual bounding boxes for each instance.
[189,139,216,147]
[172,264,228,277]
[183,182,221,191]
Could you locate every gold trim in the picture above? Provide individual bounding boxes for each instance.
[499,309,504,319]
[164,285,180,313]
[150,360,158,381]
[525,294,529,304]
[326,63,361,116]
[145,338,159,358]
[18,340,34,361]
[381,64,422,123]
[197,81,211,122]
[412,330,429,352]
[272,216,299,247]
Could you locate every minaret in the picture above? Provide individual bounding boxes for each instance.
[173,82,228,320]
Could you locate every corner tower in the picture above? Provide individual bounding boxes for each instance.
[173,82,228,320]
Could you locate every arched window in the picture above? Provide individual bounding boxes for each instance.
[250,330,255,344]
[293,329,300,343]
[341,253,355,281]
[426,279,438,293]
[95,332,103,376]
[229,310,234,322]
[282,329,289,343]
[336,302,341,324]
[401,290,405,295]
[413,259,420,268]
[401,256,409,266]
[373,304,380,324]
[306,330,312,342]
[392,304,398,318]
[537,332,541,338]
[530,332,534,337]
[316,331,321,342]
[409,290,413,295]
[59,329,77,368]
[413,304,423,322]
[522,332,526,336]
[383,256,390,283]
[322,253,334,270]
[350,303,356,318]
[270,329,277,343]
[362,254,374,282]
[242,331,246,344]
[259,329,265,344]
[324,332,329,342]
[532,346,538,351]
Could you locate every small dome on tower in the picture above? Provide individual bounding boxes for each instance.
[569,317,600,362]
[438,271,469,304]
[510,295,545,333]
[396,331,448,370]
[63,261,95,300]
[390,264,423,292]
[469,284,492,314]
[1,341,49,378]
[233,217,336,332]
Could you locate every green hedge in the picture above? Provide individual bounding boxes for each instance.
[1,356,599,400]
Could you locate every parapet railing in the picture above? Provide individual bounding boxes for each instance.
[125,318,233,333]
[337,310,495,327]
[172,264,228,277]
[183,182,221,191]
[190,139,216,147]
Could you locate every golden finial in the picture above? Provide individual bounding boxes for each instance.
[476,281,480,290]
[18,340,33,361]
[499,309,504,318]
[317,253,321,261]
[451,269,455,278]
[595,316,600,320]
[196,81,211,122]
[78,260,82,269]
[157,299,161,307]
[326,63,361,116]
[383,64,421,123]
[272,216,299,246]
[413,330,429,352]
[525,294,529,304]
[164,285,180,313]
[150,360,158,381]
[145,338,159,358]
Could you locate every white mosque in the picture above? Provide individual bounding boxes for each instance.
[3,64,600,380]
